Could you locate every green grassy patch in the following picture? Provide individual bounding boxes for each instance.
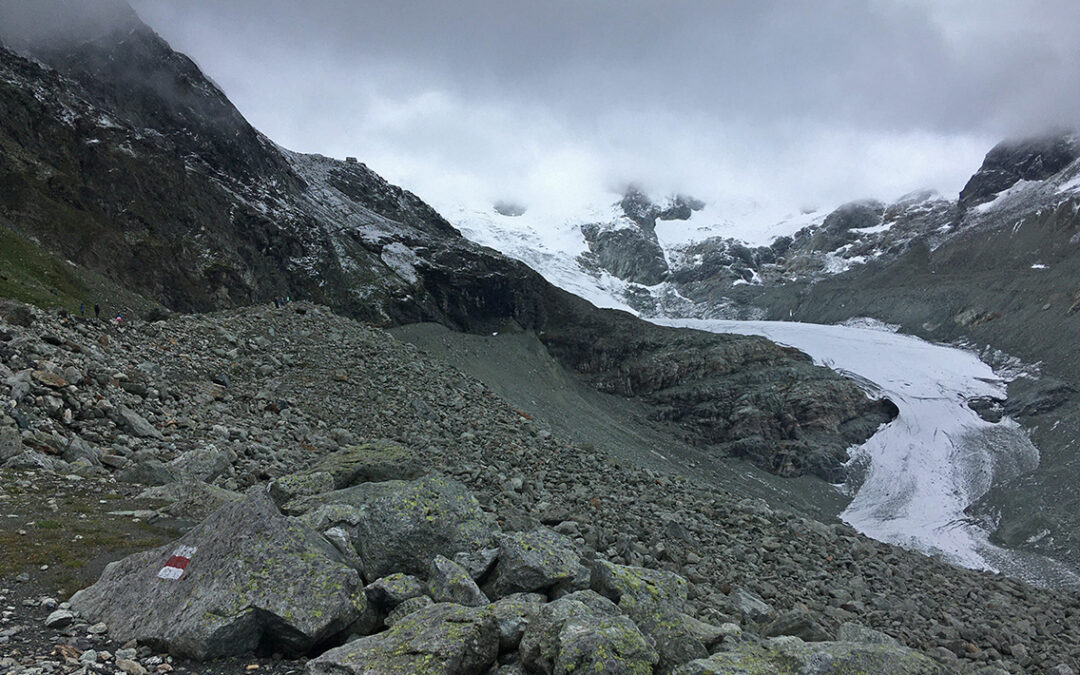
[0,223,166,318]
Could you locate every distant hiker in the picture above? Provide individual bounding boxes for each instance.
[94,304,101,320]
[114,312,123,325]
[273,297,281,308]
[79,303,85,317]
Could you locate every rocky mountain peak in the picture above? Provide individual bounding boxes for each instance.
[958,131,1080,210]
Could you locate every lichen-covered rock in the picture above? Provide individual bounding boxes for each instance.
[136,481,244,521]
[491,593,545,652]
[673,636,947,674]
[307,603,498,675]
[485,528,589,598]
[728,586,776,624]
[312,440,423,488]
[268,470,336,505]
[385,595,435,627]
[761,609,833,642]
[678,613,726,651]
[285,475,497,580]
[837,621,901,647]
[590,560,706,672]
[429,555,488,607]
[519,590,658,674]
[69,490,364,660]
[365,573,426,612]
[590,559,688,615]
[452,547,499,581]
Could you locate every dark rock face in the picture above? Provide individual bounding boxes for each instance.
[577,188,703,286]
[959,133,1080,209]
[581,223,670,286]
[538,308,897,481]
[493,200,527,217]
[806,200,885,252]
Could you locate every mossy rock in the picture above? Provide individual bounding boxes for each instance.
[307,602,498,675]
[673,636,947,674]
[313,440,423,489]
[519,590,658,675]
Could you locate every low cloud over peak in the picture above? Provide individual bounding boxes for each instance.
[41,1,1080,229]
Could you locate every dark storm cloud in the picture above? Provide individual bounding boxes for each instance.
[127,0,1080,135]
[8,1,1080,223]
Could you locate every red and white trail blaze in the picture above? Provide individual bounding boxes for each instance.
[156,545,197,580]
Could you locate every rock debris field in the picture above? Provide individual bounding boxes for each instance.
[0,299,1078,673]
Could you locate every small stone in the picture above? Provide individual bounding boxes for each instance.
[87,621,109,634]
[117,658,148,675]
[44,609,75,628]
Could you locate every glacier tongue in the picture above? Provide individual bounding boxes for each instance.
[653,318,1080,590]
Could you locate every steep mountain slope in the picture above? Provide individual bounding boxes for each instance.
[747,137,1080,569]
[0,4,893,484]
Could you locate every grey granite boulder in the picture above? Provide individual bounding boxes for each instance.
[311,440,423,489]
[590,560,705,673]
[428,555,488,607]
[762,608,834,642]
[307,603,498,675]
[484,528,589,598]
[519,590,658,674]
[365,573,426,612]
[113,406,163,439]
[673,636,946,674]
[287,475,498,580]
[69,490,364,660]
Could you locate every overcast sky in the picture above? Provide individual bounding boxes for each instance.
[126,1,1080,221]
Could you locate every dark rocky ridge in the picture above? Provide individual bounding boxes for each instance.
[959,134,1080,210]
[0,8,893,481]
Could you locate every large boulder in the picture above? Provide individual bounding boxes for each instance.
[761,608,833,642]
[0,427,22,462]
[673,636,946,674]
[287,475,498,580]
[590,560,706,673]
[69,490,365,660]
[136,481,244,521]
[484,528,589,599]
[166,446,233,483]
[312,440,423,488]
[519,590,658,674]
[306,603,498,675]
[428,555,488,607]
[112,406,163,439]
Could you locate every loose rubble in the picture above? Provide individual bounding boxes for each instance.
[1,301,1079,673]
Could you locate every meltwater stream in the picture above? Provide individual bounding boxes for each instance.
[654,318,1080,590]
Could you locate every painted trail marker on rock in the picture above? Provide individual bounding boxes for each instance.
[157,545,197,580]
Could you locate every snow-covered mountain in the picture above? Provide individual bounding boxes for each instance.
[444,132,1080,575]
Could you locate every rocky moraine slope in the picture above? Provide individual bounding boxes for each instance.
[1,301,1079,674]
[0,2,894,484]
